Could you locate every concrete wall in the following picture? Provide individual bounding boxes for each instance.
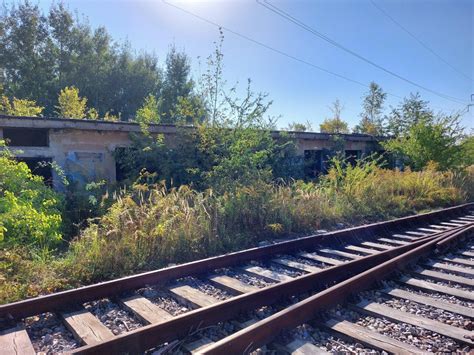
[0,115,383,188]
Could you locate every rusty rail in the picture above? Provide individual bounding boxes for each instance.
[201,224,473,354]
[70,227,466,354]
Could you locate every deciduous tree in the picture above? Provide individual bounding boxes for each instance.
[320,100,349,134]
[354,82,386,135]
[56,86,87,118]
[383,114,465,171]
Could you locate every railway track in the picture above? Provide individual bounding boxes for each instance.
[0,203,473,354]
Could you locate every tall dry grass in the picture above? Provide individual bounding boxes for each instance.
[63,163,471,284]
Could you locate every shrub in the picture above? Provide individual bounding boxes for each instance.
[0,145,63,250]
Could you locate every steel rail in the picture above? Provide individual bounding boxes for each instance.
[1,202,471,321]
[201,225,473,354]
[69,227,463,354]
[436,224,474,250]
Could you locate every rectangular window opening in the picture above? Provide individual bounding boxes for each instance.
[3,128,49,147]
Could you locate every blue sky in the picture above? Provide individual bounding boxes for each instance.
[35,0,473,130]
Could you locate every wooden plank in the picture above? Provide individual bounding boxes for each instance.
[417,227,441,233]
[425,261,474,277]
[428,224,451,230]
[272,258,321,273]
[62,309,114,345]
[399,276,474,301]
[460,251,474,258]
[458,216,474,221]
[440,257,474,267]
[184,337,214,354]
[208,275,259,294]
[404,231,429,236]
[242,265,293,282]
[391,234,419,241]
[355,300,473,345]
[412,269,474,287]
[383,288,473,318]
[286,339,329,355]
[345,245,379,255]
[169,285,219,308]
[319,248,361,260]
[235,318,259,329]
[0,327,35,355]
[449,220,470,224]
[323,318,423,354]
[377,238,410,246]
[299,252,344,265]
[360,241,392,250]
[121,295,172,324]
[441,222,464,227]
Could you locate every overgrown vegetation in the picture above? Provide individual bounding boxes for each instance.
[0,143,63,251]
[1,159,471,303]
[0,2,472,306]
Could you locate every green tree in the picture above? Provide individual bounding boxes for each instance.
[287,121,313,132]
[159,46,195,123]
[320,100,349,134]
[1,2,162,118]
[383,114,465,171]
[135,94,160,131]
[0,2,55,109]
[115,33,300,190]
[0,88,44,117]
[459,135,474,166]
[56,86,87,118]
[354,82,386,135]
[386,93,432,136]
[5,97,44,117]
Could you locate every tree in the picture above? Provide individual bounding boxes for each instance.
[56,86,87,118]
[159,46,195,123]
[383,114,465,171]
[2,97,44,117]
[135,94,160,131]
[320,100,349,134]
[287,121,313,132]
[386,93,432,136]
[0,2,56,110]
[459,135,474,166]
[0,2,162,118]
[354,82,386,135]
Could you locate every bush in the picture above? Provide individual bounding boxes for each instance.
[0,145,63,250]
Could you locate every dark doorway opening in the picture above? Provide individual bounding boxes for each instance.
[3,128,49,147]
[304,150,322,178]
[345,150,360,166]
[18,157,53,186]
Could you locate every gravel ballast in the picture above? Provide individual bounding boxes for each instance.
[25,313,78,354]
[84,299,143,335]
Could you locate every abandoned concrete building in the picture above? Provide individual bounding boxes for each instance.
[0,115,384,189]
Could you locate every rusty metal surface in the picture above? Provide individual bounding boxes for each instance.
[201,226,473,354]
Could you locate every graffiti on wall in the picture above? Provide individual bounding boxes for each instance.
[65,151,107,184]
